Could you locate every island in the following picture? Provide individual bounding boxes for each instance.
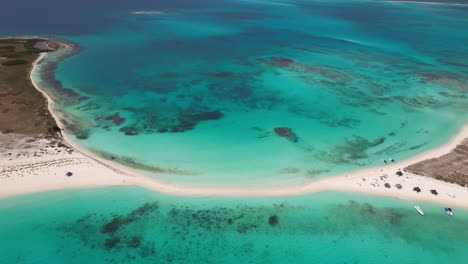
[1,37,468,209]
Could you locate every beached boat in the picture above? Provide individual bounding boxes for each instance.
[414,206,424,216]
[444,208,453,216]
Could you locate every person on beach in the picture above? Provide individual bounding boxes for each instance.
[383,160,387,165]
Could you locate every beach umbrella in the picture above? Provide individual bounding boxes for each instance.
[66,171,73,177]
[430,189,438,196]
[384,183,391,188]
[395,184,402,190]
[396,171,403,176]
[413,187,421,193]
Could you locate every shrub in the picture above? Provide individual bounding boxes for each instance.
[0,45,15,50]
[1,59,28,66]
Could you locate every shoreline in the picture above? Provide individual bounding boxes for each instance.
[375,0,468,6]
[1,38,468,209]
[131,10,166,15]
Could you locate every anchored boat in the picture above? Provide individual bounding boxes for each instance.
[444,208,453,216]
[414,205,424,216]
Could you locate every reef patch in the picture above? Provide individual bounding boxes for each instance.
[119,126,139,136]
[274,127,298,143]
[104,113,126,126]
[317,136,386,164]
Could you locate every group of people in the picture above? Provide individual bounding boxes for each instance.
[383,158,395,165]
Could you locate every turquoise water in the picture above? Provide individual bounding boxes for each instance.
[2,2,468,262]
[0,187,467,263]
[30,0,468,187]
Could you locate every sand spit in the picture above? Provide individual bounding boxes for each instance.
[0,134,130,198]
[2,127,468,209]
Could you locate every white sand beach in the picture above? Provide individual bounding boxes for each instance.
[1,52,467,209]
[0,134,130,198]
[2,126,468,208]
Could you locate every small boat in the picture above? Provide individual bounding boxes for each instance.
[444,208,453,216]
[414,205,424,216]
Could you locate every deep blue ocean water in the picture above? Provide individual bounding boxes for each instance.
[1,0,468,262]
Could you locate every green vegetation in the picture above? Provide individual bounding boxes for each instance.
[1,50,37,58]
[0,39,45,59]
[0,46,15,50]
[0,38,60,137]
[24,39,44,52]
[1,59,28,66]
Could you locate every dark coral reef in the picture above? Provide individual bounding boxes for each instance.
[274,127,299,143]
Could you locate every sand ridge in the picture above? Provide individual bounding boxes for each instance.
[2,130,468,209]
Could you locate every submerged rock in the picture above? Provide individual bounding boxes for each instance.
[122,107,138,112]
[274,127,298,143]
[157,109,224,134]
[101,202,159,235]
[74,129,90,140]
[260,57,295,67]
[101,216,134,234]
[201,71,234,78]
[119,126,139,136]
[127,236,142,248]
[189,109,224,122]
[317,135,386,164]
[105,113,126,125]
[268,215,279,226]
[104,236,121,250]
[360,203,376,215]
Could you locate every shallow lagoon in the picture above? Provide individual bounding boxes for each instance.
[2,1,468,263]
[0,187,467,263]
[30,0,468,186]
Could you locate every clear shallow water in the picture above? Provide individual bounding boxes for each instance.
[2,1,468,261]
[0,187,467,264]
[8,0,468,186]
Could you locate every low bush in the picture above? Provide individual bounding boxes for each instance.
[1,59,28,66]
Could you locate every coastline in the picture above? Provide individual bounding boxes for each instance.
[375,0,468,6]
[131,10,166,15]
[1,38,467,209]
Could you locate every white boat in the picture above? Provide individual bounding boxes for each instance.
[445,208,453,216]
[414,205,424,215]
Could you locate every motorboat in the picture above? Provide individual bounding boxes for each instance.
[414,205,424,215]
[444,208,453,216]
